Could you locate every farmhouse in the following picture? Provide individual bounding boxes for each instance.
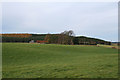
[36,40,48,44]
[29,40,34,43]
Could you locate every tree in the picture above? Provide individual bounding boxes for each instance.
[44,30,75,45]
[60,30,75,45]
[61,30,75,36]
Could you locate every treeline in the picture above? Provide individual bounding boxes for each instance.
[1,31,111,45]
[44,30,74,45]
[2,34,46,42]
[1,33,32,38]
[44,31,111,45]
[73,36,111,45]
[45,35,73,45]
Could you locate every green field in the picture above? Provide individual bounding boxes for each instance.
[2,43,118,78]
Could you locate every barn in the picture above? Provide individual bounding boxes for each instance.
[36,40,48,44]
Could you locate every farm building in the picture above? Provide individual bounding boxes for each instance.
[29,40,34,43]
[36,40,48,44]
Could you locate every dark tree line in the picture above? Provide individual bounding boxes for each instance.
[44,30,111,45]
[73,36,111,45]
[2,34,46,43]
[1,30,111,45]
[44,30,74,45]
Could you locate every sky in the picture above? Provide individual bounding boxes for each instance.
[2,2,118,42]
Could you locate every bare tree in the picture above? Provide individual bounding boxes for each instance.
[61,30,75,36]
[60,30,75,45]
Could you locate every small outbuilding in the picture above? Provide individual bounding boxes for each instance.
[29,40,34,43]
[36,40,48,44]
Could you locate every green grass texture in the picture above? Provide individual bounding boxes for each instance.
[2,43,118,78]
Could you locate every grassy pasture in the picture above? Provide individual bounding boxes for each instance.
[2,43,118,78]
[97,44,119,49]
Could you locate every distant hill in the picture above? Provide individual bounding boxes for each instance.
[1,33,46,42]
[1,33,111,45]
[73,36,111,45]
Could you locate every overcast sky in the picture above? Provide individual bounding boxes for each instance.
[2,2,118,42]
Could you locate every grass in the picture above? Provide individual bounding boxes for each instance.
[2,43,118,78]
[97,44,119,49]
